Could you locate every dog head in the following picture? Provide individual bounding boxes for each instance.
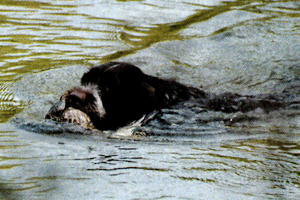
[45,85,106,126]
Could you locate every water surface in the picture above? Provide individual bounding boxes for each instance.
[0,0,300,199]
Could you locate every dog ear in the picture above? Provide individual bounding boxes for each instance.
[69,89,87,101]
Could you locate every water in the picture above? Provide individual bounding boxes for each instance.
[0,0,300,199]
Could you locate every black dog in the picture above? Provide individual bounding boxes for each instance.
[46,62,206,130]
[46,62,284,130]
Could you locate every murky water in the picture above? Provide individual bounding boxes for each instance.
[0,0,300,199]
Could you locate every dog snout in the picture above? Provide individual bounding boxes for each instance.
[45,99,66,119]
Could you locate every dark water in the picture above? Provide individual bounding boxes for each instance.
[0,0,300,199]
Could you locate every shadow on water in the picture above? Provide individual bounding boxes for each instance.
[101,1,241,61]
[101,0,297,61]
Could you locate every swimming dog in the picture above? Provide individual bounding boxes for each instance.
[46,62,284,130]
[46,62,206,130]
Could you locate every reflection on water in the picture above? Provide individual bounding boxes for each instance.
[0,0,300,199]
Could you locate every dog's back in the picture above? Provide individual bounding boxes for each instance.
[80,62,205,129]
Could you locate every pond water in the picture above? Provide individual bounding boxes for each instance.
[0,0,300,199]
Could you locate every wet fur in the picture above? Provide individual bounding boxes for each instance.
[46,62,285,130]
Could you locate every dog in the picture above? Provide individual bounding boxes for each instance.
[46,62,285,131]
[45,62,206,130]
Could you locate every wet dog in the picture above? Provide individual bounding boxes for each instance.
[46,62,285,131]
[45,62,206,130]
